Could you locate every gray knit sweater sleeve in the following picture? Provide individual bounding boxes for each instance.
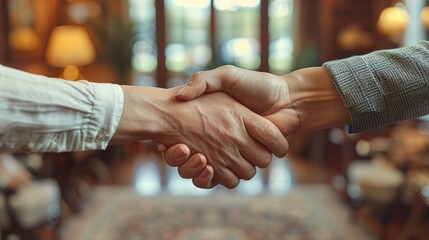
[323,41,429,133]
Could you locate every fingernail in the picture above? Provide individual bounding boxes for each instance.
[175,145,187,158]
[191,156,203,168]
[155,143,164,152]
[177,85,189,97]
[200,168,211,178]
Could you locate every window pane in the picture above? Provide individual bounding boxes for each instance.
[165,0,211,83]
[215,0,261,70]
[129,0,157,86]
[269,0,294,74]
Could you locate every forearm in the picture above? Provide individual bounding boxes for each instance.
[285,67,351,134]
[0,66,123,152]
[323,41,429,133]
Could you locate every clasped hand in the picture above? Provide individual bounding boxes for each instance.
[150,85,289,189]
[157,65,302,189]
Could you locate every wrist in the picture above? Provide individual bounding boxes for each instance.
[111,86,176,144]
[286,67,351,134]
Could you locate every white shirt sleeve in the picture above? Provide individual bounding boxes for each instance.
[0,65,124,152]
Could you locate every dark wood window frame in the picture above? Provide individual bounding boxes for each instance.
[0,0,9,62]
[155,0,271,88]
[0,0,272,87]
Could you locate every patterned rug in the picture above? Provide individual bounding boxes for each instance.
[59,185,374,240]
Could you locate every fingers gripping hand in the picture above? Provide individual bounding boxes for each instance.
[169,65,294,188]
[157,95,289,189]
[158,143,216,188]
[175,152,217,189]
[156,91,287,189]
[176,65,291,156]
[200,107,287,188]
[176,65,287,118]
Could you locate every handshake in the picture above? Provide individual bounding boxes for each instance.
[115,65,350,189]
[2,42,423,184]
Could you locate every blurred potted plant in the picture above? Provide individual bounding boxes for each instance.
[89,18,134,85]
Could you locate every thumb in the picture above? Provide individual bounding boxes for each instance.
[176,73,211,101]
[176,65,235,101]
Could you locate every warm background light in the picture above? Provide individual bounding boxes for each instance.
[46,25,96,68]
[8,27,40,51]
[377,7,409,36]
[46,25,96,80]
[62,65,81,80]
[337,24,374,51]
[421,7,429,30]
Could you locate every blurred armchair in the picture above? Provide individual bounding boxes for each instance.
[346,122,429,239]
[0,153,60,240]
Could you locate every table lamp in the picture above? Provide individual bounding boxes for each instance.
[46,25,96,80]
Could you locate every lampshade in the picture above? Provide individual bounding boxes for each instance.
[422,7,429,30]
[8,27,40,51]
[377,7,409,36]
[46,25,96,67]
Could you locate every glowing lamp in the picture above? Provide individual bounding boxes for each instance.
[46,25,96,80]
[421,7,429,30]
[377,7,409,36]
[8,27,40,51]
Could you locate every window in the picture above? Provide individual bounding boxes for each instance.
[129,0,157,86]
[269,0,294,74]
[215,0,261,70]
[129,0,294,87]
[165,0,211,87]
